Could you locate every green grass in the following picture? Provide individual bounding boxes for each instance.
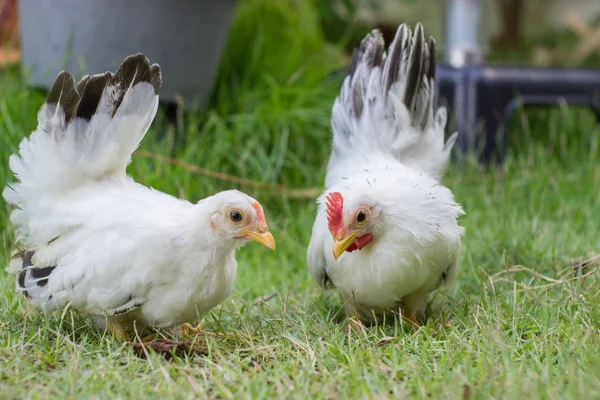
[1,2,600,398]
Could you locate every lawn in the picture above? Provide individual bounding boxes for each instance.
[1,1,599,399]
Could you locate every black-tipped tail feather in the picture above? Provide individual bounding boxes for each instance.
[18,52,163,185]
[328,23,456,181]
[46,72,80,125]
[15,250,56,299]
[75,72,112,120]
[348,23,437,128]
[5,54,163,307]
[46,53,162,125]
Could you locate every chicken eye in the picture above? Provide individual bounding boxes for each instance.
[356,210,368,223]
[229,210,243,223]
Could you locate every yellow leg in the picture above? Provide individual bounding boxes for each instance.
[403,312,420,327]
[108,323,132,342]
[107,323,158,342]
[140,332,159,342]
[181,320,208,338]
[180,320,234,339]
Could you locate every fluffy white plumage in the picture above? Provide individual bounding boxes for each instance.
[307,24,464,324]
[4,54,275,335]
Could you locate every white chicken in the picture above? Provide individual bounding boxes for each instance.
[307,24,464,325]
[4,54,275,341]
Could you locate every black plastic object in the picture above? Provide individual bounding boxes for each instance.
[436,64,600,164]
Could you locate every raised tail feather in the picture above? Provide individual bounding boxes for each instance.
[4,53,161,206]
[329,23,457,179]
[3,54,162,298]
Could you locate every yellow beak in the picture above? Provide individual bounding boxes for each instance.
[240,229,276,250]
[332,232,360,260]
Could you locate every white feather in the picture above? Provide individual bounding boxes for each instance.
[4,55,273,332]
[308,24,464,323]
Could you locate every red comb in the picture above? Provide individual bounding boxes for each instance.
[252,202,266,224]
[326,192,344,237]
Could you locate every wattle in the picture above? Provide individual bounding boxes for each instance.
[346,233,374,253]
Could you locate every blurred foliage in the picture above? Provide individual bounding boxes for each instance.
[154,0,351,196]
[488,26,600,68]
[313,0,600,68]
[212,0,346,114]
[314,0,367,54]
[167,0,600,199]
[4,0,600,207]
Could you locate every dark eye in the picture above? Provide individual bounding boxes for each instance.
[357,211,367,223]
[229,210,243,223]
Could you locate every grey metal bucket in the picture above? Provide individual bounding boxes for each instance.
[17,0,237,109]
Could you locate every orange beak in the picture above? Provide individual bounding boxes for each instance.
[239,225,276,250]
[239,202,275,250]
[332,232,360,260]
